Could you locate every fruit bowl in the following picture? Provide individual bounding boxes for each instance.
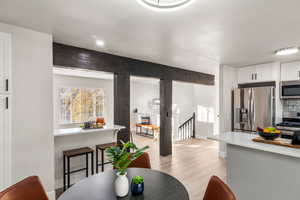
[257,131,280,140]
[257,127,281,140]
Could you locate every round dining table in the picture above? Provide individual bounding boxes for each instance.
[58,168,189,200]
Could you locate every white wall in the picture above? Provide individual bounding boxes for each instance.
[193,84,216,138]
[0,23,54,199]
[172,79,219,139]
[219,65,238,157]
[53,74,114,129]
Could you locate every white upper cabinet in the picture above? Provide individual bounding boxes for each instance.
[238,63,275,84]
[0,32,11,94]
[281,61,300,81]
[237,66,254,83]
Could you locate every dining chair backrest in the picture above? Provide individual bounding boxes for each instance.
[203,176,236,200]
[128,152,151,169]
[0,176,49,200]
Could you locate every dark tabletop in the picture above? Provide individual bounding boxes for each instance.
[58,168,189,200]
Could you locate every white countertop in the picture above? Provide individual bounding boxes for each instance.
[54,125,125,137]
[209,132,300,159]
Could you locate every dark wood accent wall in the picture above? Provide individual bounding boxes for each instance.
[160,79,173,156]
[53,42,215,156]
[53,43,215,85]
[114,73,130,143]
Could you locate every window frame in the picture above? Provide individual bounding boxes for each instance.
[58,87,106,125]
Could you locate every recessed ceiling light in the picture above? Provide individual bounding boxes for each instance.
[275,47,299,56]
[96,40,105,47]
[137,0,194,11]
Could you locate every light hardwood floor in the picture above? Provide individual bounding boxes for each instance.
[133,134,226,200]
[56,134,226,199]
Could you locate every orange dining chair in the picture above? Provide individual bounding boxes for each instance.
[203,176,236,200]
[0,176,48,200]
[128,152,151,169]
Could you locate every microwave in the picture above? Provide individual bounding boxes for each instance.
[281,81,300,99]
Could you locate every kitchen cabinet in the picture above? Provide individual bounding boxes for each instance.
[281,61,300,81]
[238,63,275,84]
[0,32,10,94]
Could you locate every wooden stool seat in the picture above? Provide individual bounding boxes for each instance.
[96,142,117,150]
[63,147,94,191]
[96,142,117,173]
[63,147,94,157]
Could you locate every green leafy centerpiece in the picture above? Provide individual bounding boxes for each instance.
[106,141,149,197]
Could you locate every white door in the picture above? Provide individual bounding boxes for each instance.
[0,32,10,94]
[0,95,11,190]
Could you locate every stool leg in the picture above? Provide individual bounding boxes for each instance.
[101,149,104,172]
[86,153,89,177]
[91,152,94,175]
[63,155,66,191]
[96,148,98,173]
[67,157,70,188]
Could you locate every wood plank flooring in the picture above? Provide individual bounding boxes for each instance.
[56,135,226,200]
[133,134,226,200]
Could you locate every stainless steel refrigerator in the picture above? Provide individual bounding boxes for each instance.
[233,86,275,132]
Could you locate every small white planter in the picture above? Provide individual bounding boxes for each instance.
[115,172,129,197]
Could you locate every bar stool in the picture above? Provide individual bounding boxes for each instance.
[95,142,117,173]
[63,147,94,191]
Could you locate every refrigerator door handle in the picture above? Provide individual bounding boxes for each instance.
[252,89,256,131]
[248,89,252,130]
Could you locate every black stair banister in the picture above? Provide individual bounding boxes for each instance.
[178,112,195,140]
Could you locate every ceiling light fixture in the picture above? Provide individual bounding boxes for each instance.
[96,40,105,47]
[275,47,299,56]
[137,0,194,12]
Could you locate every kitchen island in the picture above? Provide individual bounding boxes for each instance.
[54,125,125,190]
[209,132,300,200]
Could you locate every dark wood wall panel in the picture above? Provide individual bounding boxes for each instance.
[160,79,173,156]
[53,42,216,156]
[53,43,215,85]
[114,73,130,143]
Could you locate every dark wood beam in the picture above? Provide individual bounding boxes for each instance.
[160,79,173,156]
[53,43,215,85]
[114,73,130,143]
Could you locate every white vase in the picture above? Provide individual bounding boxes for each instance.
[115,172,129,197]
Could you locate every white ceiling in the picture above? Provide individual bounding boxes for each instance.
[1,0,300,70]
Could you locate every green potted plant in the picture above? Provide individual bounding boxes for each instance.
[131,176,144,195]
[106,141,149,197]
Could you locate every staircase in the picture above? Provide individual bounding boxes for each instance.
[178,112,195,140]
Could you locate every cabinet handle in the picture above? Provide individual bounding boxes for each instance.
[298,71,300,79]
[255,73,257,80]
[5,97,8,109]
[251,74,254,80]
[5,79,8,91]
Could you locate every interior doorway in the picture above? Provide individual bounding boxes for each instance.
[130,76,160,152]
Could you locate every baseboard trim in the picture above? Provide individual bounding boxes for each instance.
[47,190,56,200]
[219,151,226,158]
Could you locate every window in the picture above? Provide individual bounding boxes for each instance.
[197,105,214,123]
[59,88,105,124]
